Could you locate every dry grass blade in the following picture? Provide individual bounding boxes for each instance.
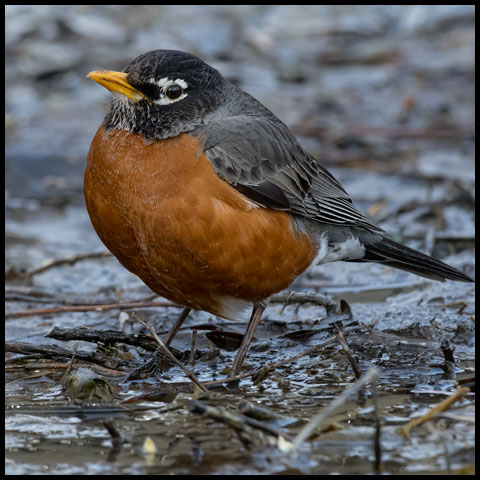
[398,386,470,437]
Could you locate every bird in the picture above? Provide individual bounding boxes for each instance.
[85,49,473,377]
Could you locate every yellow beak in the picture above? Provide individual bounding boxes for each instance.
[86,70,149,103]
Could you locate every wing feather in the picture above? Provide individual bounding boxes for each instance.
[198,115,383,232]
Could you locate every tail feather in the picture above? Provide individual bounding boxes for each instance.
[358,236,474,283]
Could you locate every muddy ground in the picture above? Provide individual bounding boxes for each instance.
[5,5,475,475]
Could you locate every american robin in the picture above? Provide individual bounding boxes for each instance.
[85,50,473,376]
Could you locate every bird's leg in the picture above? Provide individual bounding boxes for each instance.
[164,307,191,346]
[228,303,265,377]
[127,307,192,380]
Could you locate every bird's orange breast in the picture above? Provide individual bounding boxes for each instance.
[84,126,317,317]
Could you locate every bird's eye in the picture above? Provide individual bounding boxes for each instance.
[165,84,183,100]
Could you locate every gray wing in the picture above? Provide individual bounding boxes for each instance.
[199,115,383,231]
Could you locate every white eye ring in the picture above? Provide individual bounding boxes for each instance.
[148,77,188,105]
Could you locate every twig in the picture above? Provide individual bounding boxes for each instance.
[440,338,456,379]
[440,339,456,363]
[290,367,379,451]
[61,341,78,384]
[299,280,429,295]
[5,361,126,376]
[103,418,123,448]
[336,324,366,405]
[372,375,382,475]
[5,341,132,371]
[103,418,124,462]
[237,400,280,421]
[398,386,470,437]
[132,315,209,394]
[5,286,159,306]
[5,286,57,303]
[6,341,95,363]
[26,251,112,277]
[46,326,159,352]
[270,291,337,315]
[189,400,289,440]
[336,326,362,380]
[278,291,295,315]
[5,300,177,319]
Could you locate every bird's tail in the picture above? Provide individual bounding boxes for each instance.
[358,235,474,282]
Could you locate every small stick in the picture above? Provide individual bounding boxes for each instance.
[46,326,159,352]
[103,418,123,447]
[398,386,470,437]
[103,418,124,462]
[6,300,177,319]
[372,375,382,475]
[440,338,456,363]
[335,324,366,405]
[132,315,209,394]
[270,291,337,314]
[6,341,95,362]
[278,291,295,315]
[5,286,158,305]
[5,362,126,376]
[5,341,132,371]
[336,325,362,380]
[26,251,112,277]
[440,338,456,379]
[237,400,280,421]
[189,400,289,440]
[61,342,78,384]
